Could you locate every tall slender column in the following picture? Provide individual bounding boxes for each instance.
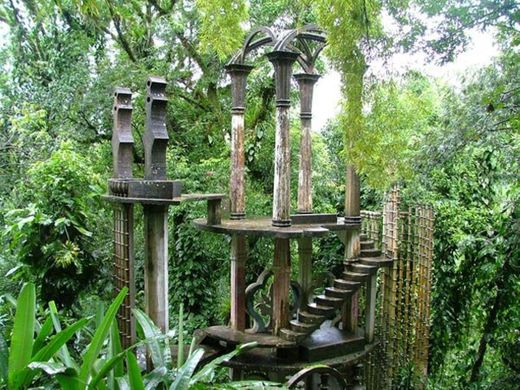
[294,73,320,304]
[226,64,252,331]
[267,50,299,227]
[226,64,253,220]
[268,51,298,335]
[111,87,136,347]
[143,77,169,333]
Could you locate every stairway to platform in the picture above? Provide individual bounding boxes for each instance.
[280,234,392,342]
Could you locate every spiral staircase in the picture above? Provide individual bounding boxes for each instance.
[279,234,393,342]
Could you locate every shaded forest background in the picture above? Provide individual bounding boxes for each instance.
[0,0,518,388]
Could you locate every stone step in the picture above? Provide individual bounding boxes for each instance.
[334,279,362,290]
[360,240,375,250]
[298,310,324,325]
[359,256,394,267]
[307,302,336,317]
[347,263,378,275]
[290,319,319,334]
[360,233,368,241]
[325,287,354,299]
[279,328,307,343]
[360,248,382,258]
[342,271,369,282]
[315,294,344,308]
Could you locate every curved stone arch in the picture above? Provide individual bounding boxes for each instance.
[229,26,277,64]
[275,24,327,74]
[229,24,327,74]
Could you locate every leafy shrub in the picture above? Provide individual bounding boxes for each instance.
[3,142,108,307]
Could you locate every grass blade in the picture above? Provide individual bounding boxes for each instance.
[79,287,127,386]
[8,282,35,389]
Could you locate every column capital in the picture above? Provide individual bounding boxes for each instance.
[294,73,320,119]
[267,50,299,107]
[226,63,254,114]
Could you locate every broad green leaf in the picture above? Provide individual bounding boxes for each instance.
[79,287,127,386]
[88,349,128,389]
[17,317,89,388]
[170,348,204,390]
[8,283,35,389]
[56,372,83,389]
[126,351,145,390]
[133,308,164,369]
[28,361,76,376]
[144,366,168,390]
[116,376,130,390]
[32,316,54,355]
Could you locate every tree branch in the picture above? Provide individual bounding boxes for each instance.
[106,1,138,62]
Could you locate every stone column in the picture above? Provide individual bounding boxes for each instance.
[143,77,169,333]
[267,51,298,335]
[267,50,299,227]
[294,73,320,305]
[226,64,253,331]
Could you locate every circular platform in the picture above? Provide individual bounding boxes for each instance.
[193,214,359,239]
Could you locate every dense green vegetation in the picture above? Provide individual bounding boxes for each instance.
[0,0,518,388]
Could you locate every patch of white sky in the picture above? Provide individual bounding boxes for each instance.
[311,15,500,132]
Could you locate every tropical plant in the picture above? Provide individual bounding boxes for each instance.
[0,283,284,389]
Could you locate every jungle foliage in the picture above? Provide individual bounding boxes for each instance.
[0,0,518,389]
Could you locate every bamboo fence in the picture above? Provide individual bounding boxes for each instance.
[363,187,434,389]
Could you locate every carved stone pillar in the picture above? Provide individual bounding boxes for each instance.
[143,77,169,333]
